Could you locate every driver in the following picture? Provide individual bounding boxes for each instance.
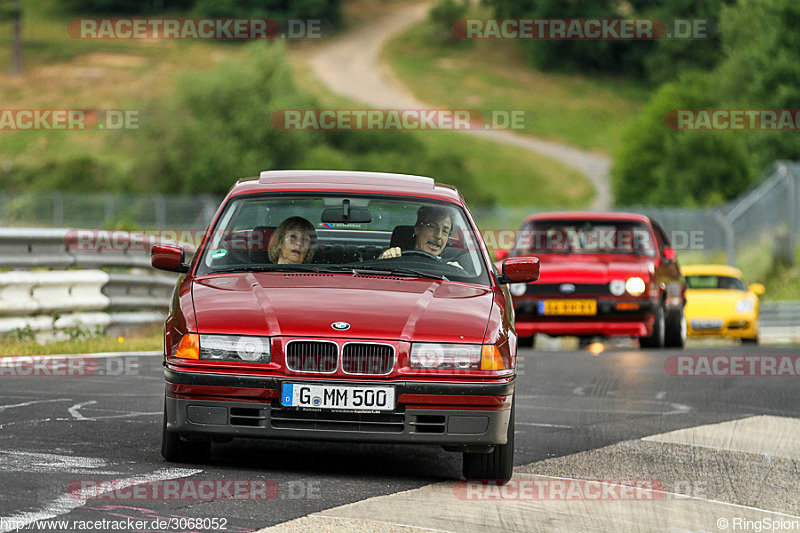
[378,206,461,267]
[267,217,317,264]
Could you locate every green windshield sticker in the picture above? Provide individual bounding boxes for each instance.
[210,249,227,259]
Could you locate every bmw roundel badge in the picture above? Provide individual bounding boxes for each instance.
[559,283,576,294]
[332,321,350,331]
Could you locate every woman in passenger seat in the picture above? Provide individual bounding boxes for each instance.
[268,217,317,264]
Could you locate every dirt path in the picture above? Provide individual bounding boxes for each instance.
[308,2,612,209]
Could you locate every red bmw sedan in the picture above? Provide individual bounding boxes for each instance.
[152,170,539,483]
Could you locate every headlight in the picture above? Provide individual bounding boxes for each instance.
[736,299,755,313]
[510,283,527,296]
[199,334,270,362]
[609,280,626,296]
[410,343,481,370]
[625,277,646,296]
[410,343,509,373]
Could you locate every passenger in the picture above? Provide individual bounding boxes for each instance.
[379,205,458,263]
[268,217,317,264]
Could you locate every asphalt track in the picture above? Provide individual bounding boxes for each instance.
[0,342,798,532]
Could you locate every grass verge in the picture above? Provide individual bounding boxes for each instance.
[0,330,162,356]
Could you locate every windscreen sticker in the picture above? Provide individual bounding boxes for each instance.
[210,249,228,259]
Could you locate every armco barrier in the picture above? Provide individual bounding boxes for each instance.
[0,228,195,340]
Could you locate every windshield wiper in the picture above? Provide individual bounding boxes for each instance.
[208,265,342,274]
[349,265,448,281]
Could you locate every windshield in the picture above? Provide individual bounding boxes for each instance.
[685,275,746,291]
[514,219,656,256]
[195,194,490,285]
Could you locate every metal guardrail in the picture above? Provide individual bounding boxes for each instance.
[760,302,800,328]
[0,228,195,340]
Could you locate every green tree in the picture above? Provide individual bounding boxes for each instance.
[612,73,751,206]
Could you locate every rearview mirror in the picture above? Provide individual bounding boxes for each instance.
[151,244,189,273]
[497,257,539,284]
[662,247,677,263]
[321,199,372,223]
[749,283,765,296]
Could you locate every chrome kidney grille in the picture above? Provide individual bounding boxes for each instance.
[284,341,395,374]
[342,343,394,375]
[285,341,338,373]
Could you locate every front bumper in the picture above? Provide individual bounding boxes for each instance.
[164,368,513,446]
[687,314,759,339]
[514,298,655,337]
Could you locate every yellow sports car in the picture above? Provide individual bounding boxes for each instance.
[682,265,765,344]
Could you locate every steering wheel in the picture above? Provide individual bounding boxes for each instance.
[402,250,440,260]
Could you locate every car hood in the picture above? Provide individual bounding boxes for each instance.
[534,255,655,284]
[685,289,751,314]
[191,273,493,343]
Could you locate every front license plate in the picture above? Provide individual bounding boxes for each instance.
[539,299,597,316]
[281,383,395,411]
[692,319,723,330]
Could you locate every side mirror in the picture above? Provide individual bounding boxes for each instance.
[151,244,190,273]
[749,283,765,296]
[497,257,539,284]
[494,249,509,261]
[662,247,677,263]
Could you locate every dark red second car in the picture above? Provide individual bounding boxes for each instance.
[499,212,686,349]
[152,170,539,483]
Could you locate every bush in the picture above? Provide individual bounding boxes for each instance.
[612,73,752,206]
[487,0,730,84]
[138,42,318,194]
[193,0,341,24]
[429,0,469,43]
[55,0,194,15]
[0,155,121,193]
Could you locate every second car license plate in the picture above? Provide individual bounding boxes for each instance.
[539,299,597,316]
[281,383,395,411]
[692,319,723,330]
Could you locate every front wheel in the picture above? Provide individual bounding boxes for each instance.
[639,304,665,349]
[518,335,536,349]
[664,306,686,348]
[463,398,514,484]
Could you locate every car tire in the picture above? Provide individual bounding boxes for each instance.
[161,400,210,463]
[518,335,536,349]
[639,303,665,349]
[664,306,686,348]
[462,397,514,484]
[577,336,594,349]
[741,337,759,345]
